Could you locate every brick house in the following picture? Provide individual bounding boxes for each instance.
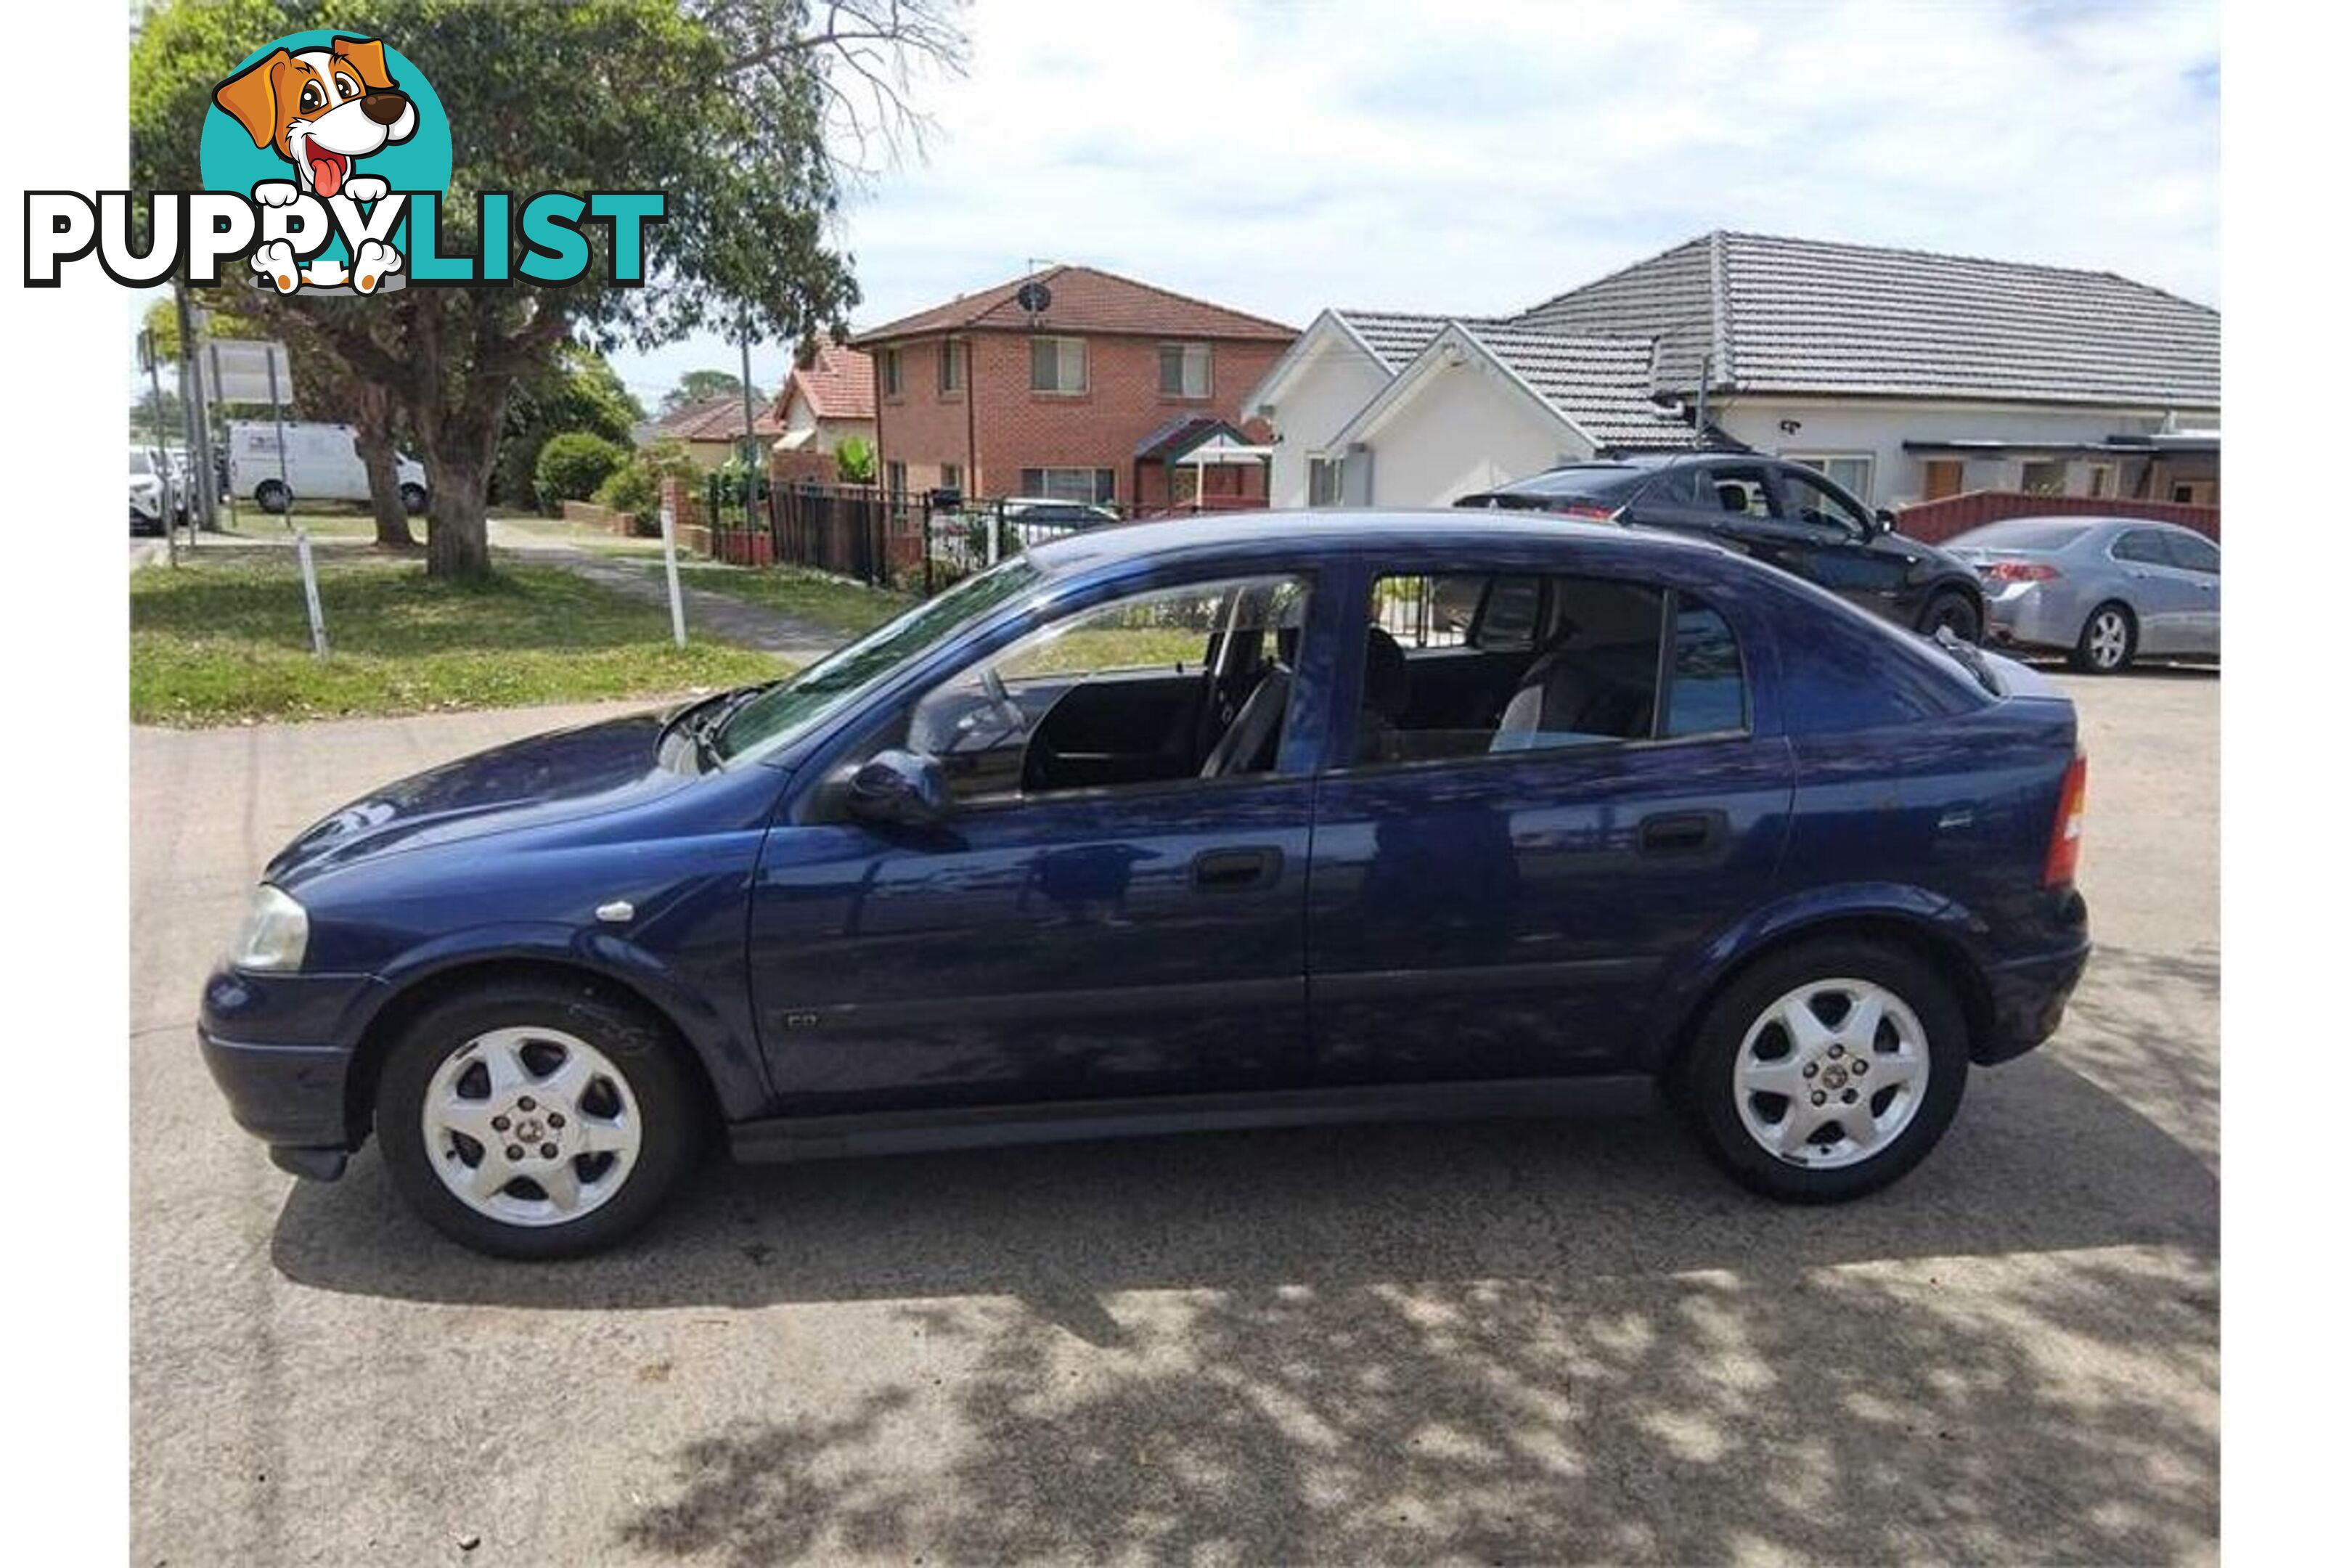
[654,393,782,472]
[850,265,1295,512]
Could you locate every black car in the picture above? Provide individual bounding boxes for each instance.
[1459,454,1987,641]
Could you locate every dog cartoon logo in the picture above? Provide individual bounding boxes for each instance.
[208,35,435,295]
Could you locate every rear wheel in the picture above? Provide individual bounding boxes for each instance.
[1919,589,1981,643]
[2070,602,2136,673]
[375,978,699,1259]
[1681,939,1969,1203]
[399,483,428,515]
[255,479,291,515]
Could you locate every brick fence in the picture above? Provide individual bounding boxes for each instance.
[560,499,635,536]
[1896,490,2220,545]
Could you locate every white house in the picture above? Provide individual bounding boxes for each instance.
[1247,232,2221,513]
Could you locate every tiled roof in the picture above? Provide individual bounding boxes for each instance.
[1332,310,1500,371]
[658,393,781,442]
[853,264,1297,346]
[1463,327,1704,450]
[785,343,875,421]
[1511,231,2219,409]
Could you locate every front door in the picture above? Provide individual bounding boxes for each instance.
[1771,465,1914,618]
[1307,561,1794,1085]
[2162,530,2221,655]
[2109,527,2202,654]
[746,572,1323,1114]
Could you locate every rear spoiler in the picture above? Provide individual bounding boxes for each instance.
[1930,629,2062,701]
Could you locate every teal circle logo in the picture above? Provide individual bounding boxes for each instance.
[200,31,450,285]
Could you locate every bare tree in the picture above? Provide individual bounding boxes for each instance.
[701,0,971,186]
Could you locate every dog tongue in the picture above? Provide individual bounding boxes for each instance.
[308,147,345,198]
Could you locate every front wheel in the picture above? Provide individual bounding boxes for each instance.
[1680,939,1969,1203]
[375,978,700,1259]
[1918,589,1981,643]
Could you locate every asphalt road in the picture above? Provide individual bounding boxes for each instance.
[129,671,2218,1566]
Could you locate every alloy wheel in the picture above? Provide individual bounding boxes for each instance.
[2087,609,2130,670]
[420,1026,644,1227]
[1731,978,1930,1169]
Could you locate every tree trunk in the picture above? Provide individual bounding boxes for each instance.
[425,451,494,578]
[353,384,415,550]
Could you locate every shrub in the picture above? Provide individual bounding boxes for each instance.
[534,431,629,513]
[835,434,876,485]
[592,437,701,536]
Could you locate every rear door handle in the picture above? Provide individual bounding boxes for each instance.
[1193,846,1283,891]
[1638,811,1723,856]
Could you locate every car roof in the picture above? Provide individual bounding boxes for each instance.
[1022,507,1737,576]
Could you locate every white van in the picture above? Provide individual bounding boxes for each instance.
[228,421,430,515]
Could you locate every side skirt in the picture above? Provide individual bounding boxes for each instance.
[729,1075,1661,1164]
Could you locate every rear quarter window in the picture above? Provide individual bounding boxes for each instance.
[1765,578,1992,732]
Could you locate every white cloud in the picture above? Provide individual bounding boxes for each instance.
[618,0,2218,400]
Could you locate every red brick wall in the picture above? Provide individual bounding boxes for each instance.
[873,330,1286,505]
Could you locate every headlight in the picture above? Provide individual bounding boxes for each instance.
[229,884,309,971]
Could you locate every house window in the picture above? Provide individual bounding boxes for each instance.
[1029,337,1088,394]
[1018,467,1115,503]
[2086,462,2115,499]
[1307,455,1347,507]
[1781,453,1875,505]
[1159,343,1212,399]
[884,460,907,498]
[939,462,963,496]
[939,339,964,395]
[1921,459,1965,502]
[880,348,903,399]
[2020,460,2068,496]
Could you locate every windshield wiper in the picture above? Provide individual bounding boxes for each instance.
[1930,626,2002,696]
[686,682,780,769]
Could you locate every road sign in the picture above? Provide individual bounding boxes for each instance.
[201,339,293,405]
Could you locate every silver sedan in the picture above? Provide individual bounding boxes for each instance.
[1943,516,2219,673]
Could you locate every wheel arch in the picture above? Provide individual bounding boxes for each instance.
[1916,573,1986,627]
[1649,903,1996,1085]
[338,948,751,1151]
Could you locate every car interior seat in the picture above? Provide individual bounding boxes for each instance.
[1717,481,1750,513]
[1354,626,1411,760]
[1491,641,1654,749]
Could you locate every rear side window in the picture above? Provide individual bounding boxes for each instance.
[1663,599,1746,738]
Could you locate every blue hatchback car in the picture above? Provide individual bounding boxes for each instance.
[200,512,2091,1257]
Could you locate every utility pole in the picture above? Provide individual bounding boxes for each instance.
[173,280,216,534]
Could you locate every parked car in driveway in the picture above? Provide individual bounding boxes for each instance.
[129,446,176,535]
[1942,515,2219,673]
[1459,454,1988,642]
[200,511,2090,1257]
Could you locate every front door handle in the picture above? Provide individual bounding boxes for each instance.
[1193,846,1282,891]
[1638,811,1723,856]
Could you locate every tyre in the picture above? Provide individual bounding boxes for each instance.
[374,977,701,1259]
[2069,601,2136,674]
[255,479,292,515]
[399,483,428,516]
[1679,938,1969,1204]
[1918,589,1981,643]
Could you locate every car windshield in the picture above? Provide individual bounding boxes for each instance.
[709,558,1043,764]
[1959,520,2092,550]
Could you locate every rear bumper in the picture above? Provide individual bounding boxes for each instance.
[1972,935,2092,1064]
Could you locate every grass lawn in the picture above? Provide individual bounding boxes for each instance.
[132,553,783,726]
[657,563,915,639]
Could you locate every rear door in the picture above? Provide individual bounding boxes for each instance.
[1305,553,1794,1085]
[2110,528,2200,653]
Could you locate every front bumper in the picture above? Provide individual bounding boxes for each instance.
[198,967,380,1177]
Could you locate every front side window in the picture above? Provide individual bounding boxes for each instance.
[1778,467,1873,536]
[1701,467,1781,520]
[2166,531,2219,574]
[905,574,1310,802]
[1355,572,1748,767]
[1030,336,1088,393]
[1159,343,1212,398]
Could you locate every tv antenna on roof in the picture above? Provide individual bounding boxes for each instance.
[1016,279,1053,319]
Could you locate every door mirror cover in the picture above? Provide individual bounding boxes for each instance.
[1874,507,1900,536]
[847,748,953,826]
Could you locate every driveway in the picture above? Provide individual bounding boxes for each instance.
[130,674,2218,1565]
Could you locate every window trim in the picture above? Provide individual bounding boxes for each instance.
[1029,335,1090,396]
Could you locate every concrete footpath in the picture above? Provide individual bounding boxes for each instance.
[130,675,2217,1565]
[488,518,847,666]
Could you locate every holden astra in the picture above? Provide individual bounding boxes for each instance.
[200,512,2091,1257]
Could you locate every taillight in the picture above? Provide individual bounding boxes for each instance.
[1556,504,1620,522]
[2044,751,2088,888]
[1983,560,2060,583]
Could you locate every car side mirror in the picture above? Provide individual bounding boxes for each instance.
[1874,507,1900,537]
[846,748,952,827]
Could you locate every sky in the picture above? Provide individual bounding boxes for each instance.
[605,0,2219,409]
[127,0,2220,415]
